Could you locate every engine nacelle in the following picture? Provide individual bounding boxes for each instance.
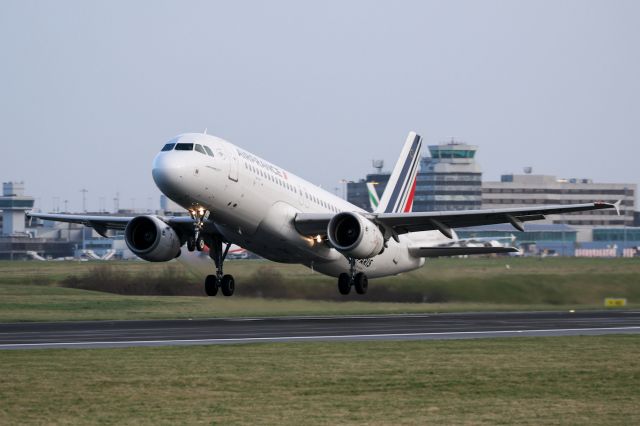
[327,212,384,259]
[124,215,181,262]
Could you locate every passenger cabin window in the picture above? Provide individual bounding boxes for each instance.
[161,143,175,151]
[175,143,194,151]
[203,145,214,157]
[195,144,206,155]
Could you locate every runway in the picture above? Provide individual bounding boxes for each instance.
[1,310,639,350]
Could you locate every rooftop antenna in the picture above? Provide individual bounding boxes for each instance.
[114,192,120,213]
[372,159,384,174]
[203,128,208,135]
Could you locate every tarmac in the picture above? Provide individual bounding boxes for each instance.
[1,310,639,350]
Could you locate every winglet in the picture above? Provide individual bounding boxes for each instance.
[376,132,423,214]
[613,200,621,216]
[595,200,621,215]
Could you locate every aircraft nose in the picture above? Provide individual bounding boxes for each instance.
[152,152,190,197]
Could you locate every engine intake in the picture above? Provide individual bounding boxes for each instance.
[125,215,181,262]
[327,212,384,259]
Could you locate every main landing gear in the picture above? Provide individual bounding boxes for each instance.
[204,235,235,297]
[185,207,235,296]
[338,258,368,295]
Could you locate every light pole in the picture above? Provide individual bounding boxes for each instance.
[623,187,628,257]
[80,188,88,212]
[561,213,565,256]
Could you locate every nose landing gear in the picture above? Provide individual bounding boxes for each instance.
[188,207,209,252]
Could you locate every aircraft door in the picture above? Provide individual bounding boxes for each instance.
[298,187,305,207]
[228,154,239,182]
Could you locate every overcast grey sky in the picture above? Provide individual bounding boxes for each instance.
[1,0,638,212]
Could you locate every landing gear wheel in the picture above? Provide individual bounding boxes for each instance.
[354,272,368,295]
[196,237,206,252]
[338,273,351,295]
[205,275,218,296]
[221,274,235,296]
[187,238,196,252]
[208,237,234,296]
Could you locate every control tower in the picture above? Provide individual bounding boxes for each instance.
[0,182,35,236]
[413,140,482,212]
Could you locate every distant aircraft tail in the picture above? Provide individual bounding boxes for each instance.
[375,131,422,214]
[366,182,380,211]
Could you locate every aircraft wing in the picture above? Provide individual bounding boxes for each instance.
[27,212,200,238]
[294,201,619,238]
[27,213,134,230]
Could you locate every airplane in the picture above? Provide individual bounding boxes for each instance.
[28,131,619,296]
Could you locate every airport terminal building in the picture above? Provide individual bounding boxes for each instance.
[482,173,635,227]
[482,173,636,246]
[413,141,482,212]
[0,181,133,260]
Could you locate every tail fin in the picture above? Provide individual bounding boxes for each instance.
[376,131,422,214]
[366,182,381,211]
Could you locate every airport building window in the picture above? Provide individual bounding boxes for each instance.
[161,143,175,151]
[203,145,214,156]
[195,144,207,155]
[175,143,194,151]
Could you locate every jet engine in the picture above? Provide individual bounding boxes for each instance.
[327,212,384,259]
[124,215,181,262]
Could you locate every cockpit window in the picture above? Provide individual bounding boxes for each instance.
[195,144,206,155]
[161,143,175,151]
[203,145,214,157]
[175,143,194,151]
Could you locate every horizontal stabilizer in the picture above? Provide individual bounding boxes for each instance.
[409,246,519,258]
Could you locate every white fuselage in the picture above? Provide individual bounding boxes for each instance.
[152,133,449,278]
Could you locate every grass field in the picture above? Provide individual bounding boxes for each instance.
[0,258,638,322]
[1,335,639,425]
[1,260,639,424]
